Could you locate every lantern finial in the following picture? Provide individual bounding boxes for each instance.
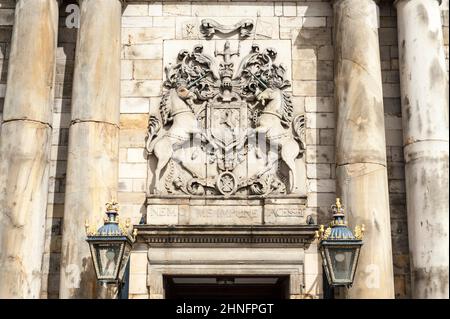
[106,200,119,212]
[336,197,341,209]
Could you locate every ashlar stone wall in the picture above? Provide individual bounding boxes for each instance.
[0,0,448,299]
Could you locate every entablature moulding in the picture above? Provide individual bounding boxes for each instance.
[134,225,318,248]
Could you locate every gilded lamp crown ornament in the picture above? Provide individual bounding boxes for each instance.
[315,198,365,241]
[316,198,365,287]
[84,200,137,240]
[105,200,119,212]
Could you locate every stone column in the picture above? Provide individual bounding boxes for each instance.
[333,0,395,298]
[59,0,122,299]
[0,0,59,298]
[395,0,449,299]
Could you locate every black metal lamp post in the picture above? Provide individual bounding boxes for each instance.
[316,198,364,287]
[85,201,137,298]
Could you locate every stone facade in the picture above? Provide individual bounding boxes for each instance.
[0,0,448,299]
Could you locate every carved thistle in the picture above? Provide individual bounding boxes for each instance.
[146,41,306,197]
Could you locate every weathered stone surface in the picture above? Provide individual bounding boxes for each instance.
[2,4,55,123]
[122,27,174,45]
[122,16,153,28]
[120,98,150,114]
[60,122,119,298]
[59,0,122,299]
[0,122,52,298]
[123,4,148,17]
[333,0,394,298]
[336,163,394,298]
[191,3,274,17]
[70,1,121,125]
[123,44,163,59]
[133,60,163,80]
[121,80,162,97]
[0,0,58,299]
[334,1,386,166]
[396,0,449,299]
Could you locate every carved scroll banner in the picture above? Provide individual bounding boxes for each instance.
[200,18,254,38]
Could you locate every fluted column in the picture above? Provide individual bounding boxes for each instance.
[395,0,449,299]
[0,0,59,298]
[59,0,122,298]
[333,0,395,298]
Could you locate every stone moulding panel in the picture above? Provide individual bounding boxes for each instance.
[147,247,305,264]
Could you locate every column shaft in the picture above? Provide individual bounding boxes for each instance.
[395,0,449,299]
[59,0,122,298]
[333,0,395,298]
[0,0,59,298]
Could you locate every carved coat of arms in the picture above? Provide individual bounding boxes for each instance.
[145,41,305,197]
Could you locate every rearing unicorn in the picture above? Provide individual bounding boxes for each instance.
[255,87,305,193]
[145,86,201,192]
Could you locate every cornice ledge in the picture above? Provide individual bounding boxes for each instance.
[134,225,319,247]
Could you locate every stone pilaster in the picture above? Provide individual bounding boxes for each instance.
[333,0,395,298]
[59,0,122,299]
[395,0,449,299]
[0,0,59,298]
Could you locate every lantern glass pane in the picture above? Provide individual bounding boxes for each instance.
[94,243,122,279]
[329,247,355,281]
[118,242,132,281]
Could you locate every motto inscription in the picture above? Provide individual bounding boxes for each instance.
[274,208,304,218]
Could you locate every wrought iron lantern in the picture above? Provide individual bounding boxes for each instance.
[85,201,137,284]
[316,198,364,287]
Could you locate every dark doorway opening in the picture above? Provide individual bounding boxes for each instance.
[164,276,290,299]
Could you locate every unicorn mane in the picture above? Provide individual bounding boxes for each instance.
[159,90,172,126]
[280,91,294,128]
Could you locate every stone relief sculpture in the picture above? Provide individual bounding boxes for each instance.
[200,19,255,38]
[146,41,306,197]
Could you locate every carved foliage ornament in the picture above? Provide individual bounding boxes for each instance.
[146,41,305,197]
